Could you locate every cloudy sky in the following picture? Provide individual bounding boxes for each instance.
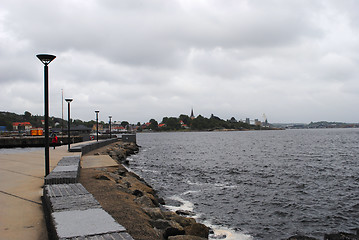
[1,0,359,124]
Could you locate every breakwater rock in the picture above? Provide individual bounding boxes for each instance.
[104,142,140,164]
[80,142,209,240]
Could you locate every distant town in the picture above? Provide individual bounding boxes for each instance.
[1,110,359,138]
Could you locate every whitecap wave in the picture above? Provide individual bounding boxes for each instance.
[165,194,253,240]
[165,195,194,212]
[205,222,253,240]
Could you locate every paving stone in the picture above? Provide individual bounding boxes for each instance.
[45,171,79,184]
[45,184,89,198]
[57,156,81,166]
[49,194,101,212]
[52,165,79,172]
[60,232,134,240]
[52,208,126,239]
[69,146,82,152]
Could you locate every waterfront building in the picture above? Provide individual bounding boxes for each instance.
[92,124,104,132]
[254,119,262,126]
[12,122,32,131]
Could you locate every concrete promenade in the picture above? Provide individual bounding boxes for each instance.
[0,144,81,240]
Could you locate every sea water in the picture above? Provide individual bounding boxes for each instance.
[129,129,359,240]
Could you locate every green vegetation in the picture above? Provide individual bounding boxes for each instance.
[0,111,100,131]
[0,111,50,131]
[0,111,265,132]
[146,114,259,131]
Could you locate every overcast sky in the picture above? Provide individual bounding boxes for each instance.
[1,0,359,124]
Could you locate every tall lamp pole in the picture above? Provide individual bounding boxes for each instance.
[109,116,112,139]
[95,110,99,141]
[65,99,73,151]
[61,89,64,137]
[37,54,56,177]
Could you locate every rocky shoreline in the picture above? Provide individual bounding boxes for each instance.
[80,141,210,240]
[81,141,359,240]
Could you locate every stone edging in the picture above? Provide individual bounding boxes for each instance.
[69,138,119,155]
[43,140,135,240]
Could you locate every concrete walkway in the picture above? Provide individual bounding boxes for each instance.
[0,145,80,240]
[81,155,118,169]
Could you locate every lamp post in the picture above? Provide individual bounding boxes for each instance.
[61,89,64,137]
[95,110,99,141]
[65,99,73,151]
[37,54,56,177]
[109,116,112,139]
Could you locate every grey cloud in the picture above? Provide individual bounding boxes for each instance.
[1,0,359,123]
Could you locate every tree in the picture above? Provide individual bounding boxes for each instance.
[162,117,181,130]
[149,119,158,130]
[24,111,32,121]
[191,115,208,130]
[179,114,191,125]
[121,121,129,128]
[229,117,237,123]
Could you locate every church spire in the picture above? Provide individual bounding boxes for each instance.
[190,108,195,120]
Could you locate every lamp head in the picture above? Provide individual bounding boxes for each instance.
[36,54,56,65]
[95,110,99,114]
[109,116,112,119]
[65,98,73,103]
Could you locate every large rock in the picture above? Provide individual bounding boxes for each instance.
[176,210,194,216]
[143,207,165,220]
[287,236,318,240]
[151,219,183,231]
[168,236,207,240]
[134,195,157,208]
[163,227,185,239]
[169,215,196,228]
[184,223,209,238]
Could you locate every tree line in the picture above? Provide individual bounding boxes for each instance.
[1,111,260,132]
[142,114,259,131]
[0,111,100,131]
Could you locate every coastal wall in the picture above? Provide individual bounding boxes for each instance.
[69,138,119,155]
[42,139,135,240]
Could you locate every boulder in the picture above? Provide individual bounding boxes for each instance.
[176,210,194,216]
[94,174,111,181]
[163,227,186,239]
[168,236,207,240]
[287,236,318,240]
[134,195,157,208]
[163,211,178,219]
[169,215,196,227]
[108,150,117,158]
[142,207,165,220]
[184,223,209,238]
[151,219,183,231]
[117,168,127,176]
[151,219,173,229]
[132,189,144,197]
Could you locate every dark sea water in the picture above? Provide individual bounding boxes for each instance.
[129,129,359,240]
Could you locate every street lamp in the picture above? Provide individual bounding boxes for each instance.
[37,54,56,177]
[65,99,73,151]
[95,110,99,141]
[109,116,112,139]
